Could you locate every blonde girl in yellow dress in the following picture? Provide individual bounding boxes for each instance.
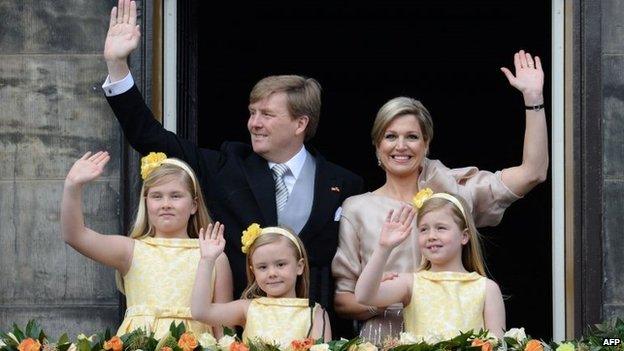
[354,191,505,340]
[61,151,233,338]
[191,224,332,347]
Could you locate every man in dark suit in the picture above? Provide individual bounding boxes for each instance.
[102,0,363,336]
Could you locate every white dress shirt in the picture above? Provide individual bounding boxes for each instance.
[102,72,135,96]
[268,146,308,195]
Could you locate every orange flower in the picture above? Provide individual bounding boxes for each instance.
[471,339,493,351]
[178,333,199,351]
[103,336,123,351]
[290,338,314,351]
[229,342,249,351]
[525,340,544,351]
[18,339,41,351]
[160,348,173,351]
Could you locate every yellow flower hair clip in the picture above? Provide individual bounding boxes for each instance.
[241,223,262,254]
[240,223,304,256]
[412,187,434,209]
[412,188,468,220]
[140,152,167,180]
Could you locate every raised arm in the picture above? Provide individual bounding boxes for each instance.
[104,0,140,82]
[191,223,248,328]
[334,273,399,320]
[354,207,414,307]
[61,151,134,274]
[500,50,549,196]
[211,253,234,338]
[103,0,217,169]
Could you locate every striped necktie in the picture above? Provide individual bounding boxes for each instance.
[271,163,290,212]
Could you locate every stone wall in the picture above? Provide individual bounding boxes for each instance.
[0,0,124,337]
[602,0,624,322]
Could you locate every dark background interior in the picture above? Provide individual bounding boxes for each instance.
[195,0,552,339]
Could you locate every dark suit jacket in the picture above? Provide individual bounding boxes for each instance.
[106,85,364,314]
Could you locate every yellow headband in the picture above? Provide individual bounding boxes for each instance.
[140,152,198,195]
[241,223,303,256]
[412,188,467,220]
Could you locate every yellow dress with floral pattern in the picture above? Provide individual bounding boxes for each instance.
[117,237,214,338]
[403,271,486,340]
[243,297,319,347]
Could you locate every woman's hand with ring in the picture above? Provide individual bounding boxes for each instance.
[500,50,544,105]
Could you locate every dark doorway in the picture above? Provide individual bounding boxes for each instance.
[191,0,552,340]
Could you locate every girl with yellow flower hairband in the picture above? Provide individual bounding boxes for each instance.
[354,190,505,340]
[61,151,233,339]
[191,223,332,347]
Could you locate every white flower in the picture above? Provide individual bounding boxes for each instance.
[7,333,19,344]
[398,332,419,345]
[503,328,527,342]
[0,339,6,347]
[76,334,95,342]
[310,344,329,351]
[217,335,235,351]
[484,333,499,346]
[66,344,77,351]
[357,342,378,351]
[198,333,217,348]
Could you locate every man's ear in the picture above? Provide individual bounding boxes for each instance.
[295,115,309,136]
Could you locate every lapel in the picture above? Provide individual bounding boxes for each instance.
[242,152,277,225]
[299,149,342,240]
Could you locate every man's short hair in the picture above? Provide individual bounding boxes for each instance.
[250,75,321,141]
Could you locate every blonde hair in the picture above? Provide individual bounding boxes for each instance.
[250,75,321,141]
[117,158,212,294]
[416,194,486,276]
[129,159,211,239]
[371,96,434,149]
[241,229,310,299]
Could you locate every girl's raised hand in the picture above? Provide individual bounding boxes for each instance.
[379,206,415,249]
[199,222,225,261]
[65,151,110,187]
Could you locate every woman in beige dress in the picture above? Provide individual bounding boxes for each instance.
[331,50,549,345]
